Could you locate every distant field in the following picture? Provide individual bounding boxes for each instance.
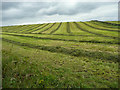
[1,20,119,88]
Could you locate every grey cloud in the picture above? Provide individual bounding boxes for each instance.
[2,2,118,26]
[2,2,20,10]
[40,2,115,15]
[43,3,98,15]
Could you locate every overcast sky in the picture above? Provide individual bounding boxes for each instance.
[2,1,118,26]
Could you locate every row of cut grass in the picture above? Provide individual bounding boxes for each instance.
[2,34,118,62]
[38,23,56,34]
[49,22,62,34]
[30,23,50,33]
[91,21,119,29]
[74,22,118,40]
[2,32,118,45]
[83,22,119,31]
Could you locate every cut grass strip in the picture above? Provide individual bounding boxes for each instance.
[49,22,62,34]
[67,22,71,33]
[53,22,68,35]
[2,25,22,32]
[91,21,119,29]
[95,20,120,26]
[2,37,118,62]
[86,22,119,31]
[23,24,44,33]
[20,24,42,33]
[3,25,27,33]
[82,22,119,32]
[74,22,119,40]
[91,22,119,29]
[39,23,56,33]
[2,33,119,45]
[15,24,38,33]
[30,23,49,33]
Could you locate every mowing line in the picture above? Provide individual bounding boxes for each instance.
[74,22,119,40]
[30,23,49,33]
[38,23,56,33]
[49,22,62,34]
[67,22,71,33]
[82,22,119,32]
[2,37,118,62]
[2,33,119,45]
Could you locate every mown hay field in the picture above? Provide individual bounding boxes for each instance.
[1,20,119,88]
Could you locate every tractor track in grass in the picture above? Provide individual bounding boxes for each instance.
[2,33,119,45]
[29,23,49,33]
[38,23,56,33]
[67,22,71,33]
[74,22,119,40]
[90,21,119,29]
[2,37,118,62]
[49,22,62,34]
[82,22,120,32]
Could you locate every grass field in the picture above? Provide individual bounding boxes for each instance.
[1,20,119,88]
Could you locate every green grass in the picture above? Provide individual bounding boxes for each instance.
[84,22,119,31]
[2,41,119,88]
[2,20,119,88]
[90,21,119,29]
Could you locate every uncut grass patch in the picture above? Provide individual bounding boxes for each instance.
[2,41,119,88]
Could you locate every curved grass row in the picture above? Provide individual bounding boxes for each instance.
[2,37,118,62]
[92,20,120,26]
[91,21,119,29]
[106,21,120,24]
[82,22,119,32]
[38,23,56,34]
[19,24,43,33]
[29,23,49,33]
[2,25,24,32]
[13,24,39,33]
[86,21,119,30]
[22,24,42,33]
[74,22,119,40]
[49,22,62,34]
[2,32,119,45]
[2,33,118,56]
[23,24,44,33]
